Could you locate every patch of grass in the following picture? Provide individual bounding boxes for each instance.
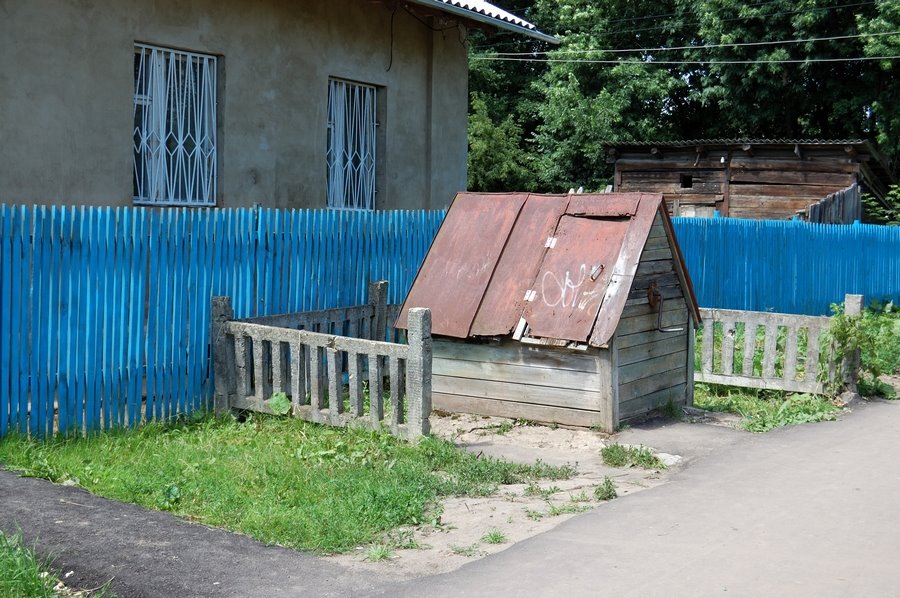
[0,530,59,598]
[363,544,394,562]
[694,384,840,432]
[594,477,617,501]
[547,503,591,517]
[449,543,482,557]
[859,377,897,399]
[0,414,574,555]
[480,529,507,544]
[523,482,562,499]
[524,508,544,521]
[600,444,666,470]
[568,490,591,503]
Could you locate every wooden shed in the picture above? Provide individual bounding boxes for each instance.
[395,192,700,432]
[606,139,895,221]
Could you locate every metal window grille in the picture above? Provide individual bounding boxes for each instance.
[326,79,377,210]
[133,44,217,206]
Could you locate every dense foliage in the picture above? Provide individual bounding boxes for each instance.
[467,0,900,193]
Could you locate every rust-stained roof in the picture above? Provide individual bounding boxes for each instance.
[396,192,700,347]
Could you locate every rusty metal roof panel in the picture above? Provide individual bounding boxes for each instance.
[566,194,640,217]
[396,193,527,338]
[469,194,570,336]
[523,215,630,342]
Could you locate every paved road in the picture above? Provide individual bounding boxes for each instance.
[2,400,898,597]
[384,400,900,598]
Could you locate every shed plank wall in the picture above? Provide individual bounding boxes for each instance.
[616,216,690,419]
[432,339,615,429]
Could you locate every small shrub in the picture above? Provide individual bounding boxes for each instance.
[594,477,617,501]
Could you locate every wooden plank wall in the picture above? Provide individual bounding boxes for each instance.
[616,215,690,419]
[0,205,443,438]
[728,158,857,220]
[804,184,862,224]
[432,339,614,429]
[615,158,726,217]
[615,150,859,220]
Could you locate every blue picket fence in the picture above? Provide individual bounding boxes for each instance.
[672,217,900,315]
[0,205,443,438]
[2,204,898,438]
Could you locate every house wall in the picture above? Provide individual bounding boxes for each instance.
[614,147,860,220]
[0,0,467,209]
[432,338,617,430]
[615,214,691,419]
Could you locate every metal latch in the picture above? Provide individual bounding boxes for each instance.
[647,281,684,333]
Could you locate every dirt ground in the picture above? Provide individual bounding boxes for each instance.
[326,409,741,580]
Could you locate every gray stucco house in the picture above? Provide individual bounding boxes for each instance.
[0,0,553,210]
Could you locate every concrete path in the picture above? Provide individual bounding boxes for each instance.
[383,400,900,598]
[2,401,899,597]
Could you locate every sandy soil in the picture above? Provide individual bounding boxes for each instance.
[326,412,691,580]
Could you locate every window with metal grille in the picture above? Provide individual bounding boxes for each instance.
[326,79,378,210]
[133,43,217,206]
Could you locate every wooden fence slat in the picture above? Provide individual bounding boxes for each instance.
[235,335,250,399]
[806,325,823,383]
[368,354,384,425]
[389,355,403,431]
[742,318,758,376]
[326,347,342,416]
[701,321,714,374]
[783,327,799,381]
[348,351,363,416]
[720,318,735,375]
[762,323,778,379]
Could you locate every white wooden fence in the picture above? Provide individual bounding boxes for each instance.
[211,283,432,439]
[696,295,862,394]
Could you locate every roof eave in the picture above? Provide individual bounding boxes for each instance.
[405,0,559,44]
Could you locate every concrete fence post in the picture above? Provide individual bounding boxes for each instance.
[405,308,432,438]
[843,293,864,392]
[211,296,236,415]
[368,280,389,342]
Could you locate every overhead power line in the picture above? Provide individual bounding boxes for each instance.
[470,55,900,65]
[485,31,900,56]
[471,0,879,48]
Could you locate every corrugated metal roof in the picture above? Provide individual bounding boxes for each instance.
[396,192,700,347]
[406,0,558,44]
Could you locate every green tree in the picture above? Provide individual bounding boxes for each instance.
[467,94,538,191]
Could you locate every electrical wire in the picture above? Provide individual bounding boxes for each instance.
[471,55,900,65]
[485,31,900,57]
[471,0,879,49]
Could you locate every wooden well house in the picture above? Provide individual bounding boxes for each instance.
[395,192,701,432]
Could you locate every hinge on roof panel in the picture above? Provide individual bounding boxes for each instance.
[544,237,557,248]
[523,289,537,302]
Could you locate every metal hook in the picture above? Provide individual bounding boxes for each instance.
[647,282,684,333]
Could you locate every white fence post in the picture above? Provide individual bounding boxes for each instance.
[211,296,235,414]
[405,308,432,438]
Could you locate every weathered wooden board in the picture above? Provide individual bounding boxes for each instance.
[616,327,688,350]
[729,158,858,174]
[618,351,688,385]
[434,339,603,373]
[433,392,609,429]
[619,384,687,419]
[433,375,606,411]
[616,310,689,337]
[433,354,602,392]
[618,335,687,366]
[729,169,855,186]
[618,367,686,403]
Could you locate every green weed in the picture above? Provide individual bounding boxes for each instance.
[600,444,666,470]
[363,544,394,562]
[0,414,574,554]
[694,384,840,432]
[480,529,507,544]
[594,477,617,501]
